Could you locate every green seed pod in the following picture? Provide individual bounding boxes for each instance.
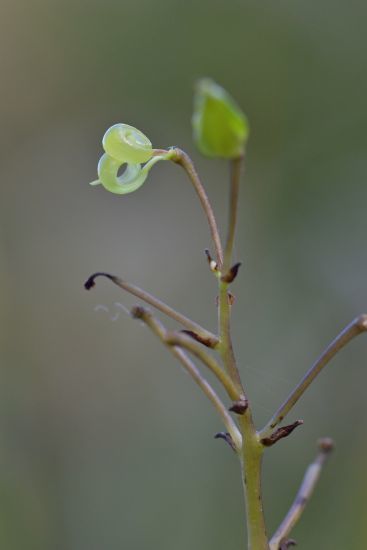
[192,79,249,159]
[102,123,153,164]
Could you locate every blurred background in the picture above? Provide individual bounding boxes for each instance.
[1,0,367,548]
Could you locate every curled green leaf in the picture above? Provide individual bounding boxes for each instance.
[192,78,249,159]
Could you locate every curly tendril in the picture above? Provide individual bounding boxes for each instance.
[90,123,173,195]
[102,124,153,164]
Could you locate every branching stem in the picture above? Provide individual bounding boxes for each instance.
[165,331,241,401]
[269,439,334,549]
[85,272,218,346]
[260,314,367,438]
[131,306,242,451]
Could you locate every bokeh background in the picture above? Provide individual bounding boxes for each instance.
[1,0,367,548]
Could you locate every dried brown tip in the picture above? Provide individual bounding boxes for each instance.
[130,305,147,319]
[357,313,367,331]
[229,398,248,415]
[214,432,236,452]
[180,329,218,349]
[280,539,297,549]
[318,437,334,454]
[205,248,212,263]
[205,249,218,272]
[228,292,235,306]
[261,420,304,447]
[84,272,117,290]
[221,262,242,283]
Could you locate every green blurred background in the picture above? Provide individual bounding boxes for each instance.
[1,0,367,548]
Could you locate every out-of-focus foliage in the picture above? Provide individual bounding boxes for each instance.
[1,1,367,549]
[192,78,249,158]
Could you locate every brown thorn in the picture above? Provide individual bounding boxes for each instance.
[280,539,297,549]
[221,262,242,283]
[214,432,236,452]
[261,420,303,447]
[229,398,248,415]
[181,329,218,349]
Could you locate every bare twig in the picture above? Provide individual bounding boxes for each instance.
[85,272,218,347]
[131,306,242,451]
[260,315,367,438]
[269,438,334,550]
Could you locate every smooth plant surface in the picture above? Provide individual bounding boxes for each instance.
[86,80,367,550]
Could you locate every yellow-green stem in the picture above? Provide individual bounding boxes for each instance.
[218,278,269,549]
[239,414,270,550]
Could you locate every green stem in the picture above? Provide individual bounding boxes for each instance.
[223,156,243,272]
[239,414,270,550]
[217,156,244,390]
[218,280,244,392]
[215,156,269,548]
[165,331,241,401]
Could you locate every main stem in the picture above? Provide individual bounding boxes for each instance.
[219,281,269,548]
[218,158,269,549]
[239,415,269,550]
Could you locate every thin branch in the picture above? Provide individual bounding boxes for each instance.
[165,331,242,401]
[260,314,367,438]
[85,272,218,347]
[172,148,224,269]
[131,306,242,451]
[223,155,243,272]
[269,438,334,550]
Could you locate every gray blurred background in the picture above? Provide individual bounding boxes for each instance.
[1,0,367,548]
